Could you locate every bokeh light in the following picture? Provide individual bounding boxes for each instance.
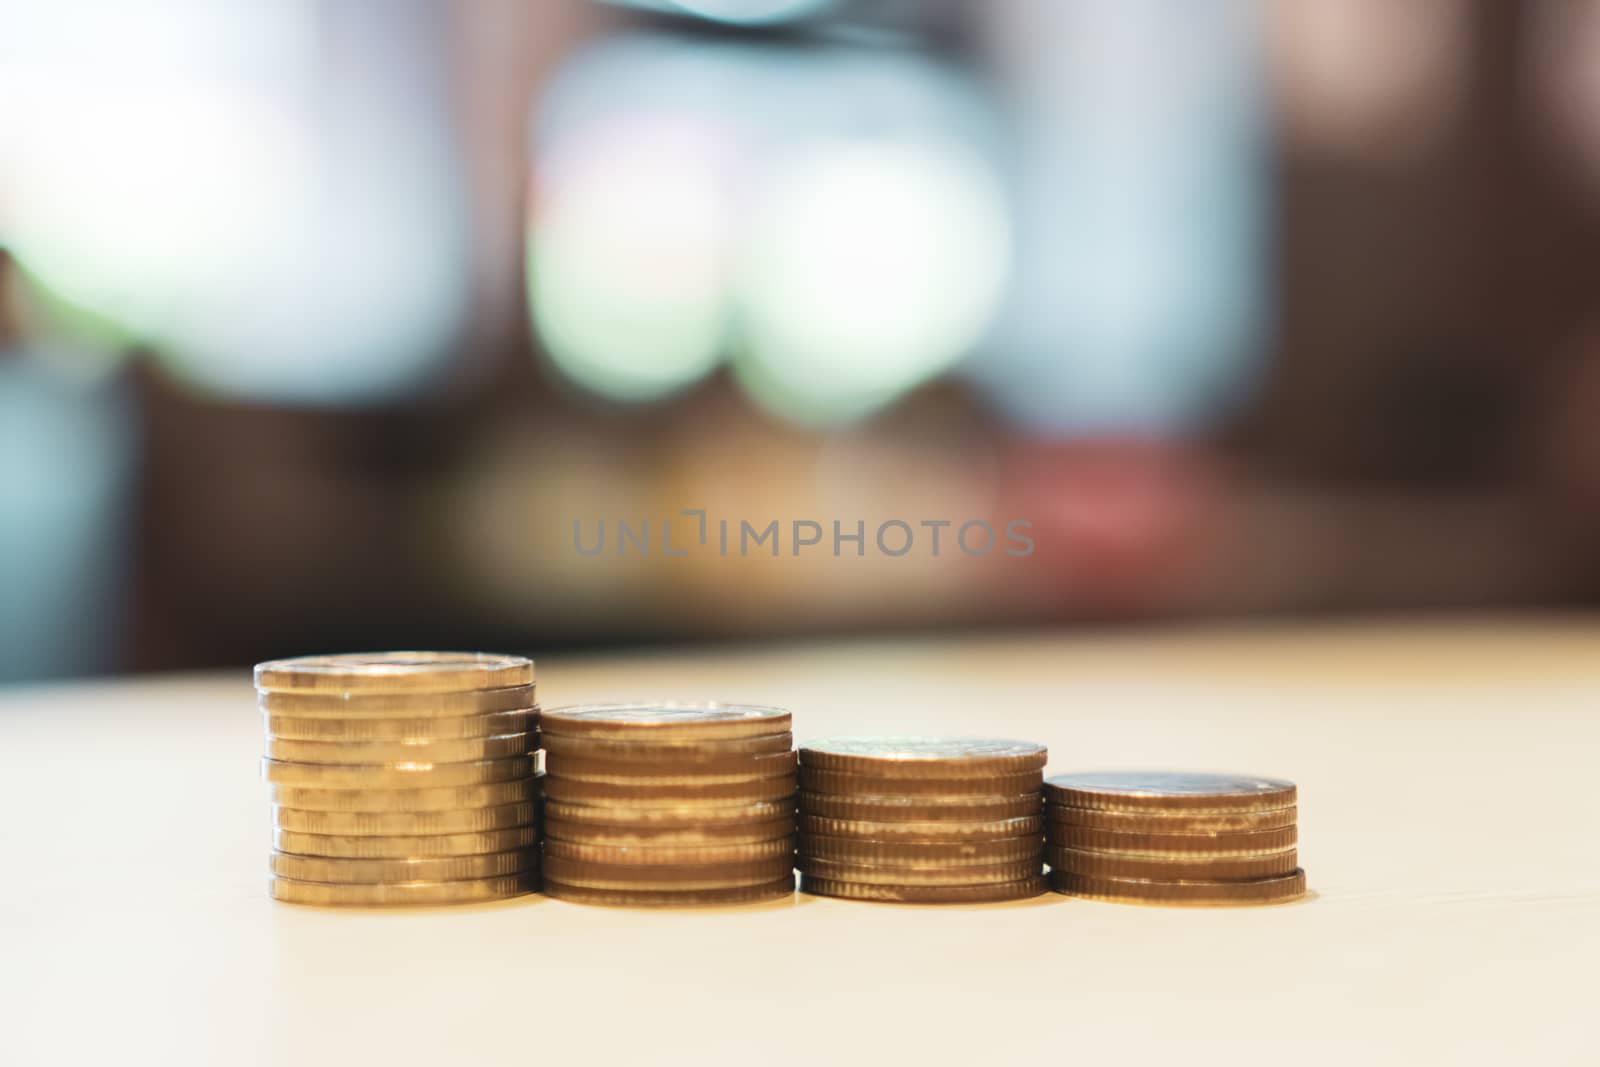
[617,0,837,25]
[528,33,1006,423]
[975,0,1269,434]
[529,116,738,402]
[0,0,469,406]
[677,0,831,23]
[0,352,135,681]
[734,136,1009,424]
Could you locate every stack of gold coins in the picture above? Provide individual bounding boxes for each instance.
[796,738,1048,904]
[1044,771,1305,906]
[257,652,542,907]
[537,704,797,906]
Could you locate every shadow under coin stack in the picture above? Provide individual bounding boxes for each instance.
[796,739,1048,904]
[1044,771,1305,906]
[538,704,797,906]
[257,652,542,907]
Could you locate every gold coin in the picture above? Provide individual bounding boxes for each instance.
[543,798,793,827]
[799,875,1046,904]
[542,774,794,805]
[539,703,791,741]
[542,750,795,785]
[261,756,533,788]
[265,732,533,765]
[258,685,537,717]
[541,731,792,761]
[541,854,794,891]
[542,875,794,907]
[1046,804,1297,833]
[1043,772,1296,813]
[544,816,793,848]
[268,776,541,812]
[798,814,1043,842]
[269,873,536,907]
[799,768,1042,797]
[264,708,536,741]
[542,836,793,866]
[800,791,1042,821]
[273,826,539,858]
[799,834,1041,868]
[271,849,538,883]
[799,738,1047,778]
[1046,846,1299,881]
[255,652,534,694]
[273,801,539,836]
[1049,868,1308,906]
[1045,824,1297,855]
[796,856,1041,887]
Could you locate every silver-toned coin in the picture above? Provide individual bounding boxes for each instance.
[254,652,533,694]
[541,731,791,762]
[540,704,790,740]
[1044,771,1296,812]
[799,738,1047,778]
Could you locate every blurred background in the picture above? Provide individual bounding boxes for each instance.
[3,0,1600,684]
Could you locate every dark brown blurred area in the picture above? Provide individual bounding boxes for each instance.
[4,0,1600,682]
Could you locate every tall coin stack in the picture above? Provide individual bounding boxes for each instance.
[257,652,542,907]
[538,704,798,906]
[1044,771,1306,906]
[796,739,1048,904]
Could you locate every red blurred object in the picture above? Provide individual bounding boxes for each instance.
[999,438,1224,616]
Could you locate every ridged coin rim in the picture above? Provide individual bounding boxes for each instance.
[272,826,539,858]
[543,815,794,847]
[542,798,794,827]
[541,731,792,761]
[265,732,533,765]
[799,834,1042,867]
[272,801,539,835]
[261,756,533,788]
[800,768,1042,797]
[542,837,794,866]
[1043,772,1296,812]
[1046,847,1300,882]
[1049,868,1308,905]
[542,774,795,805]
[1046,804,1297,833]
[257,686,537,717]
[543,750,795,785]
[541,854,794,891]
[799,738,1046,778]
[267,775,542,812]
[797,856,1042,886]
[270,848,538,883]
[540,703,790,741]
[798,814,1043,841]
[800,791,1042,821]
[800,875,1047,904]
[542,875,794,907]
[1044,825,1299,855]
[264,708,536,741]
[269,873,536,906]
[255,653,533,695]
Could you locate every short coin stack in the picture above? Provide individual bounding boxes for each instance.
[538,704,797,906]
[1044,771,1305,906]
[257,652,542,907]
[796,738,1048,904]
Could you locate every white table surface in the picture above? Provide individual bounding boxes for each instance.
[3,620,1597,1066]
